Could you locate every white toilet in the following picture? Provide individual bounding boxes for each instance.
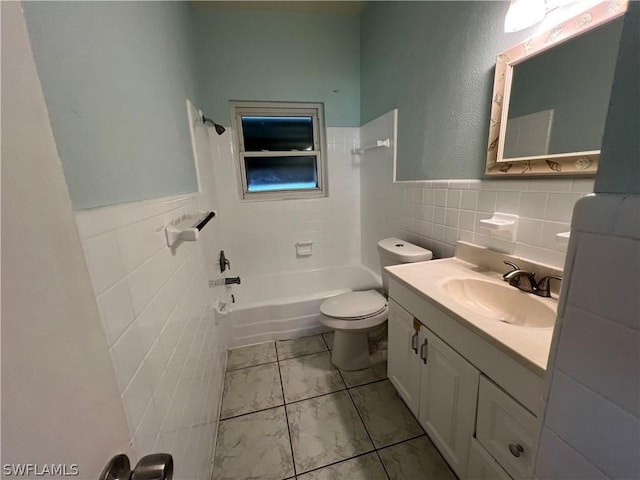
[319,237,432,370]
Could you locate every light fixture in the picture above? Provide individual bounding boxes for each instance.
[504,0,547,32]
[202,115,226,135]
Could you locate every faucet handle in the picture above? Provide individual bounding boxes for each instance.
[502,261,520,279]
[537,275,563,297]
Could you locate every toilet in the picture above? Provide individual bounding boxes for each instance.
[319,237,432,370]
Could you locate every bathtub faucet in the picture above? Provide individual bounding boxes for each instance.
[225,276,241,285]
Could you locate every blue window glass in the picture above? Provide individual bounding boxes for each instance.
[241,116,314,152]
[244,156,318,192]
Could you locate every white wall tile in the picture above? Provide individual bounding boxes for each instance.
[556,306,639,416]
[460,190,478,211]
[546,193,584,222]
[571,178,596,193]
[110,323,145,392]
[83,232,126,295]
[122,368,154,437]
[97,279,135,347]
[446,189,461,208]
[516,218,544,246]
[545,371,639,479]
[519,192,548,219]
[536,428,608,480]
[567,233,639,329]
[496,190,521,214]
[477,190,498,213]
[76,173,226,478]
[434,189,448,206]
[537,193,640,480]
[459,210,476,232]
[540,221,571,252]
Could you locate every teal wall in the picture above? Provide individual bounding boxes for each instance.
[23,1,199,210]
[193,8,360,127]
[360,1,531,180]
[596,3,639,194]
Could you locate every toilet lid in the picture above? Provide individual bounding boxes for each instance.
[320,290,387,319]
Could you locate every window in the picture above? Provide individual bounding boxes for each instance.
[231,101,326,200]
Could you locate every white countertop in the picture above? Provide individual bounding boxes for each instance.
[386,257,556,376]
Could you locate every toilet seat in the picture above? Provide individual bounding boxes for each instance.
[320,290,387,319]
[319,290,389,332]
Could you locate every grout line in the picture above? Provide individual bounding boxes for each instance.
[375,450,392,480]
[275,341,298,478]
[376,433,426,452]
[294,449,378,477]
[221,374,390,421]
[335,369,390,480]
[344,377,388,391]
[225,358,279,373]
[219,403,286,422]
[277,348,330,363]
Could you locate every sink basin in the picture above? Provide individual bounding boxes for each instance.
[441,278,556,328]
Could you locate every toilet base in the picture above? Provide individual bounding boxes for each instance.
[331,330,387,371]
[331,331,370,370]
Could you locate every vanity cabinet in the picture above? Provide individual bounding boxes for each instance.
[388,300,479,479]
[387,275,545,480]
[387,300,422,416]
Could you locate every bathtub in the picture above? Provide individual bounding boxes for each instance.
[225,265,381,348]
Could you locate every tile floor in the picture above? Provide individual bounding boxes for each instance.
[212,333,456,480]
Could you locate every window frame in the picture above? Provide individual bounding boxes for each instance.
[230,101,327,201]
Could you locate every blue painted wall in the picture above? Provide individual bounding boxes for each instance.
[193,7,360,127]
[23,1,199,209]
[360,1,531,180]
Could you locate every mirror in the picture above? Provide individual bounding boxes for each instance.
[486,1,627,176]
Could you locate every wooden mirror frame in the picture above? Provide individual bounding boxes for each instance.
[485,0,628,177]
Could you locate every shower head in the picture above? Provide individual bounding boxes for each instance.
[202,115,226,135]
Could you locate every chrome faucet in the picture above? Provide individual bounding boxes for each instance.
[502,261,562,298]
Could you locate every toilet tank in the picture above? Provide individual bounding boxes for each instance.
[377,237,433,293]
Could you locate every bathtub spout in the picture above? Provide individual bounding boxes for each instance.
[225,276,241,285]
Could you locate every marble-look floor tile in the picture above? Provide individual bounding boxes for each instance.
[227,342,277,371]
[379,436,456,480]
[286,391,374,474]
[280,352,345,403]
[350,379,423,448]
[340,361,387,388]
[220,362,283,419]
[297,453,387,480]
[276,335,327,360]
[213,406,294,480]
[321,332,334,350]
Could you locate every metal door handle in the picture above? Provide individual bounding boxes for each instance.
[411,332,418,353]
[100,454,173,480]
[420,338,428,364]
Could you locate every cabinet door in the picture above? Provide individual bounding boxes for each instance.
[476,376,537,480]
[467,437,513,480]
[418,327,480,479]
[387,300,421,416]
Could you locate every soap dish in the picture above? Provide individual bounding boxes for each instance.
[479,212,519,240]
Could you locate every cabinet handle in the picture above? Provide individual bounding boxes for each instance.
[420,338,428,364]
[508,443,524,458]
[411,332,418,353]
